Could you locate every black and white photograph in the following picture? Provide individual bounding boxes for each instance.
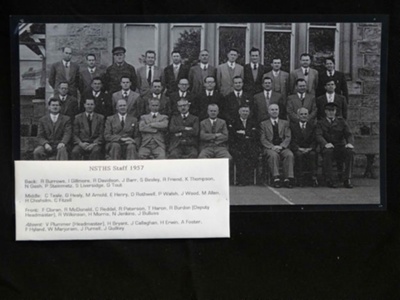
[16,19,385,207]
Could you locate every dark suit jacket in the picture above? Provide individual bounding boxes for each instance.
[112,90,142,117]
[104,114,140,147]
[138,94,171,117]
[168,114,199,151]
[260,119,291,150]
[164,64,190,96]
[316,70,349,102]
[139,113,169,149]
[253,91,284,123]
[222,91,254,124]
[289,121,317,152]
[316,94,348,120]
[169,91,195,115]
[59,95,79,122]
[286,93,317,123]
[316,117,354,147]
[243,63,268,96]
[49,61,80,96]
[83,90,113,117]
[104,62,137,94]
[193,90,225,121]
[264,70,290,101]
[73,112,104,145]
[228,117,259,158]
[136,65,164,97]
[188,64,217,95]
[199,118,229,150]
[290,68,319,95]
[78,67,105,95]
[37,114,72,147]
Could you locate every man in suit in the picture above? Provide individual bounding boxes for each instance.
[253,76,284,123]
[289,107,318,187]
[316,102,354,188]
[71,98,104,160]
[188,49,217,95]
[260,104,294,188]
[104,99,141,160]
[82,77,113,117]
[169,78,195,115]
[49,47,80,97]
[228,105,259,186]
[217,48,244,96]
[79,53,105,97]
[290,53,318,95]
[112,75,141,117]
[194,76,225,121]
[286,78,317,124]
[104,47,137,94]
[243,47,268,96]
[164,50,190,97]
[138,80,171,117]
[316,57,349,103]
[33,98,71,160]
[139,99,169,159]
[57,82,79,123]
[168,99,199,159]
[198,104,232,159]
[136,50,164,97]
[222,76,253,124]
[264,57,290,104]
[316,79,348,120]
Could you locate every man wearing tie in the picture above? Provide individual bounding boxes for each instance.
[112,76,141,117]
[104,99,141,160]
[260,104,294,188]
[49,47,80,97]
[79,53,105,96]
[289,107,318,187]
[198,104,231,159]
[82,77,113,117]
[57,82,79,123]
[138,80,171,117]
[71,98,104,160]
[316,102,354,188]
[164,50,190,96]
[286,78,317,124]
[253,76,284,123]
[33,98,71,160]
[168,99,199,159]
[243,47,268,96]
[217,48,244,96]
[169,78,195,115]
[194,76,225,121]
[264,57,290,105]
[290,53,319,95]
[138,99,169,159]
[136,50,164,97]
[316,79,348,120]
[188,49,217,95]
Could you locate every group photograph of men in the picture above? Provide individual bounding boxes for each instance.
[18,21,382,206]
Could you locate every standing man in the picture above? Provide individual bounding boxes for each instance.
[104,99,140,160]
[194,76,225,121]
[164,50,190,96]
[57,82,79,122]
[79,53,105,96]
[260,104,294,188]
[138,80,171,117]
[316,57,349,103]
[168,99,199,159]
[139,99,169,159]
[82,77,113,117]
[198,104,231,159]
[33,98,71,160]
[286,78,317,124]
[49,46,80,97]
[253,77,284,123]
[223,76,253,124]
[316,102,354,188]
[112,75,141,117]
[229,105,259,186]
[217,48,244,96]
[169,78,195,115]
[104,46,137,94]
[289,107,318,187]
[243,47,268,96]
[264,57,290,104]
[316,79,348,120]
[71,98,104,160]
[290,53,318,95]
[188,49,217,95]
[136,50,164,97]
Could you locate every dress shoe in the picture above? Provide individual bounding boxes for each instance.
[343,179,353,188]
[326,180,338,188]
[273,178,281,188]
[312,178,319,187]
[284,179,293,188]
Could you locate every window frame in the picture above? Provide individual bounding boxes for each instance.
[216,23,250,65]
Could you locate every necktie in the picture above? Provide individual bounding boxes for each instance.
[266,91,270,100]
[211,120,216,133]
[52,115,57,123]
[87,114,92,136]
[174,65,179,79]
[123,92,128,99]
[121,116,125,128]
[61,96,66,102]
[147,67,152,85]
[242,119,246,128]
[182,114,187,121]
[152,114,157,119]
[329,118,334,124]
[203,65,207,71]
[304,69,309,76]
[208,92,212,98]
[328,70,332,77]
[65,63,70,80]
[300,93,305,106]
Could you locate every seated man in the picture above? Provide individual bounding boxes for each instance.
[316,102,355,188]
[139,98,169,159]
[289,107,318,187]
[198,104,232,159]
[228,105,259,186]
[104,99,140,160]
[169,78,195,115]
[82,76,113,117]
[33,98,71,160]
[138,79,171,117]
[72,98,104,160]
[260,104,294,188]
[168,99,199,158]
